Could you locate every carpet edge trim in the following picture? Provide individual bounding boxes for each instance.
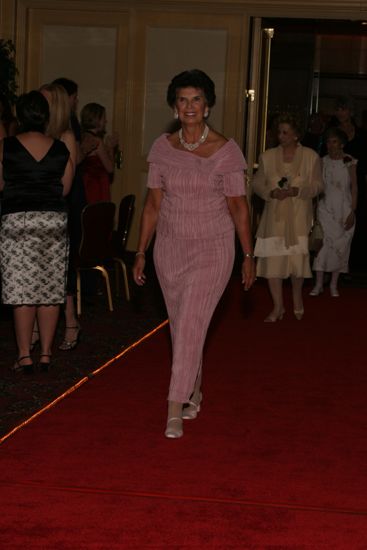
[0,320,168,446]
[1,479,367,518]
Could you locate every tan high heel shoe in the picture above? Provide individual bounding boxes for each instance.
[264,308,285,322]
[294,308,304,320]
[182,393,202,420]
[165,417,183,438]
[309,286,323,296]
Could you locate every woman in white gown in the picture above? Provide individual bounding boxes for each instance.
[310,127,357,297]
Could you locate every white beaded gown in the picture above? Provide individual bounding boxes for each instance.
[313,155,356,273]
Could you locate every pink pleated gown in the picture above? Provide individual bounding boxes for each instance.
[147,134,247,403]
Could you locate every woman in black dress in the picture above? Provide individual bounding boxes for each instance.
[0,91,73,372]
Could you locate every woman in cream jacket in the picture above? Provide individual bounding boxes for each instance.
[253,113,323,321]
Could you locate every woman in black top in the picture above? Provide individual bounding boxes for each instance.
[0,91,73,373]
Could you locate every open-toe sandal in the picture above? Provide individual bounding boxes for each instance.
[59,326,81,351]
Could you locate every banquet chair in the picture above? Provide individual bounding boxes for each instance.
[75,201,116,316]
[111,194,135,301]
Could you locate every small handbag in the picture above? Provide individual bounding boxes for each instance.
[309,196,324,253]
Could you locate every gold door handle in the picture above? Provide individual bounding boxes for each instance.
[245,89,255,102]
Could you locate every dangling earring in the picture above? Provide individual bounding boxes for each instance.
[174,110,178,120]
[204,110,209,119]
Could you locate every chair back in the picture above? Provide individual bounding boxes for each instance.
[112,194,135,255]
[78,202,116,266]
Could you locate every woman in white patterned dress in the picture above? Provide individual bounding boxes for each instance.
[310,127,357,297]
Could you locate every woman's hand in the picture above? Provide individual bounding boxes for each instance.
[225,196,255,290]
[132,255,147,286]
[271,187,299,200]
[344,210,355,230]
[133,189,162,286]
[271,188,288,200]
[81,133,99,156]
[242,257,256,291]
[288,186,299,197]
[105,132,119,150]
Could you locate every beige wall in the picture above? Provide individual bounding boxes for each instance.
[143,27,227,153]
[41,25,117,124]
[40,24,122,202]
[1,0,365,248]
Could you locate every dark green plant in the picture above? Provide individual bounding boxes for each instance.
[0,39,18,103]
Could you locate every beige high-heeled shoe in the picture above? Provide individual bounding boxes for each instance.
[309,286,323,296]
[182,393,202,420]
[264,308,285,322]
[294,308,304,320]
[165,417,183,439]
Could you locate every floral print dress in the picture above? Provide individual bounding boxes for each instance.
[313,155,357,273]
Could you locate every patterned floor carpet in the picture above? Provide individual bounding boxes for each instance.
[0,254,167,437]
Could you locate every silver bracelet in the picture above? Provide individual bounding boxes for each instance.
[243,253,255,259]
[135,251,145,257]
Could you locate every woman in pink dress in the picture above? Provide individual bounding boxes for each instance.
[133,70,255,438]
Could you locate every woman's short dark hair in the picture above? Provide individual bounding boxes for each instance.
[52,77,78,97]
[0,94,14,122]
[276,112,304,139]
[166,69,216,108]
[333,96,354,113]
[324,126,348,146]
[16,91,50,133]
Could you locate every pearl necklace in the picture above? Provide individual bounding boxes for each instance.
[178,124,209,151]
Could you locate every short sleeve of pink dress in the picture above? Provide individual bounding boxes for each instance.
[146,134,248,403]
[146,134,247,240]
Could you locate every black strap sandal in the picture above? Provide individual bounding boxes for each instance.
[38,354,52,372]
[12,355,34,375]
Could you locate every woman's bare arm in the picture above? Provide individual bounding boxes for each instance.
[226,194,256,290]
[132,188,163,285]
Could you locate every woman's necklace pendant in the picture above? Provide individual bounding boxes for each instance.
[178,124,209,151]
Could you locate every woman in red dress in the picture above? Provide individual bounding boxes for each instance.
[80,103,119,203]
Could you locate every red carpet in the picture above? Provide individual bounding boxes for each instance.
[1,277,367,549]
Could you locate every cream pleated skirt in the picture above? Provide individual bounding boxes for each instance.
[256,254,312,279]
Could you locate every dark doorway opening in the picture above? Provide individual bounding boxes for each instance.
[263,18,367,132]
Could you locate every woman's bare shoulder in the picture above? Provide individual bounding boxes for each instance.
[18,132,53,146]
[204,129,227,155]
[167,131,178,146]
[61,128,74,139]
[208,129,227,145]
[61,129,76,145]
